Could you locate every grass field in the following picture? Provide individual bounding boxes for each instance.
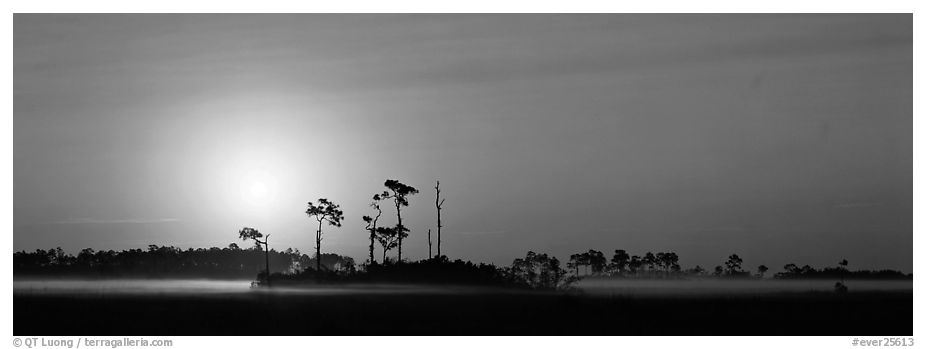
[14,284,912,335]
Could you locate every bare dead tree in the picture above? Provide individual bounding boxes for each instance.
[435,180,445,258]
[428,228,433,259]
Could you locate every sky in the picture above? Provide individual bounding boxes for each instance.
[14,14,912,273]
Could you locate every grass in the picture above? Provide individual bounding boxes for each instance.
[14,288,911,335]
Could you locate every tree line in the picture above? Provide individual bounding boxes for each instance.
[11,245,572,290]
[13,244,910,288]
[561,249,910,280]
[13,244,355,279]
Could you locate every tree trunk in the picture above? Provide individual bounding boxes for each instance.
[369,210,380,265]
[436,181,442,258]
[264,237,271,288]
[369,230,375,264]
[396,202,403,263]
[428,228,432,259]
[316,220,323,272]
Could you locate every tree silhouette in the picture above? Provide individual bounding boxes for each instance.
[586,250,607,275]
[651,252,679,274]
[76,248,95,268]
[306,198,345,272]
[628,255,642,274]
[510,251,567,289]
[838,259,849,283]
[17,245,914,285]
[567,253,581,276]
[435,180,445,258]
[576,252,590,275]
[362,193,387,264]
[688,265,706,276]
[382,179,418,262]
[642,252,657,273]
[610,249,630,275]
[724,254,743,276]
[667,253,681,273]
[757,265,769,278]
[14,245,376,279]
[374,226,400,263]
[238,227,271,286]
[656,252,667,271]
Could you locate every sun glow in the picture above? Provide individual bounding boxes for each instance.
[240,169,277,208]
[248,181,268,200]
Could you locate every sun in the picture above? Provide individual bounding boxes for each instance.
[240,169,276,207]
[248,181,269,199]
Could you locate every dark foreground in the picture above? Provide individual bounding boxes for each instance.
[15,289,911,335]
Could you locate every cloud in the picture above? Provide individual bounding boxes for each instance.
[37,218,181,225]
